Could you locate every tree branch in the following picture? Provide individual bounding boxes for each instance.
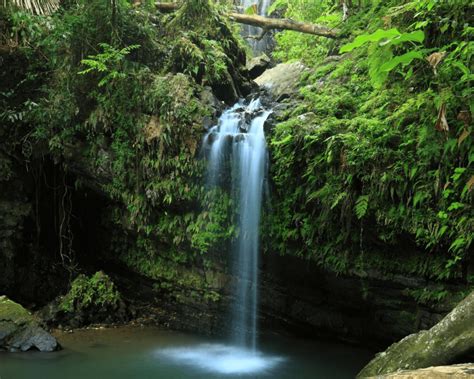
[155,2,341,39]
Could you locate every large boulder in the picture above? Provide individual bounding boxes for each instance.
[255,61,308,101]
[358,291,474,377]
[0,296,59,352]
[246,54,271,79]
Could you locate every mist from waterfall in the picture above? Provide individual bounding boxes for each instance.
[203,98,270,351]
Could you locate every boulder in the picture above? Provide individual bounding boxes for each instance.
[0,296,59,352]
[246,54,271,79]
[255,61,308,101]
[358,291,474,377]
[370,364,474,378]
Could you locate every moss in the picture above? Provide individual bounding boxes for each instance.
[60,272,121,313]
[0,296,32,325]
[119,238,225,304]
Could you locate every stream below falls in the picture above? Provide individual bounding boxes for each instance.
[0,327,374,378]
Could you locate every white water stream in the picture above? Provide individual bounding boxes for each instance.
[206,98,270,350]
[168,6,274,373]
[159,99,273,375]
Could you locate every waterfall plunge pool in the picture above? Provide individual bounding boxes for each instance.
[0,326,374,378]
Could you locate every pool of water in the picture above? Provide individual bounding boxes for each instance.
[0,326,373,378]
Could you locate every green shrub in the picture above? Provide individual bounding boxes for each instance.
[60,272,121,313]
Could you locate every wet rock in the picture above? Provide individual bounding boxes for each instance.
[255,61,308,101]
[203,116,215,131]
[206,131,219,144]
[259,254,463,348]
[0,296,59,352]
[239,123,250,133]
[234,134,246,143]
[370,364,474,378]
[246,54,271,79]
[357,291,474,378]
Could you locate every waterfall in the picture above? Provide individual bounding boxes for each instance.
[239,0,273,55]
[156,101,282,375]
[204,98,270,350]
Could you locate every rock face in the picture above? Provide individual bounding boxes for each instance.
[371,364,474,378]
[258,254,462,347]
[357,291,474,377]
[246,54,271,79]
[0,296,59,352]
[255,61,308,100]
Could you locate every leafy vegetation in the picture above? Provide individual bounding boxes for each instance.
[60,272,121,313]
[0,0,243,303]
[1,0,472,313]
[265,0,473,283]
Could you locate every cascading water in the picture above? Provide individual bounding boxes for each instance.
[204,98,270,351]
[239,0,273,55]
[157,99,283,376]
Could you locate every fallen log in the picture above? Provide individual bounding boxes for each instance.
[155,2,340,39]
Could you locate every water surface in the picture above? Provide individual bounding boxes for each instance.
[0,326,373,378]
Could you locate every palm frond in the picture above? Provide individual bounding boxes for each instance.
[1,0,60,15]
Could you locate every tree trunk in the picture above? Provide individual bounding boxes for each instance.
[155,2,341,39]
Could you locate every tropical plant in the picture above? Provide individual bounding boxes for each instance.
[340,28,425,88]
[0,0,59,14]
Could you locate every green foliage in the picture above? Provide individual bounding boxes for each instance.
[404,285,471,307]
[340,28,425,88]
[60,272,121,313]
[266,0,473,284]
[1,0,246,306]
[116,233,224,304]
[355,195,369,220]
[78,43,140,87]
[339,29,424,53]
[272,0,340,65]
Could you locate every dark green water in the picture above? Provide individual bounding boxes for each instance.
[0,326,373,378]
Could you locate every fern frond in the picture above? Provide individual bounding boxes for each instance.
[355,195,369,219]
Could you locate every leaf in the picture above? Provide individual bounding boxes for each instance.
[340,28,401,53]
[381,30,425,46]
[354,195,369,219]
[458,129,470,146]
[271,134,293,146]
[467,176,474,192]
[426,51,446,75]
[447,202,464,211]
[452,61,470,76]
[435,103,449,132]
[5,0,60,15]
[268,0,288,15]
[379,51,423,72]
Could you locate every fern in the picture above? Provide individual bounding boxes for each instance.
[78,43,140,87]
[355,195,369,219]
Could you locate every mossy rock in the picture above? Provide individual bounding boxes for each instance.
[53,272,128,328]
[0,295,32,325]
[0,296,59,352]
[358,291,474,377]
